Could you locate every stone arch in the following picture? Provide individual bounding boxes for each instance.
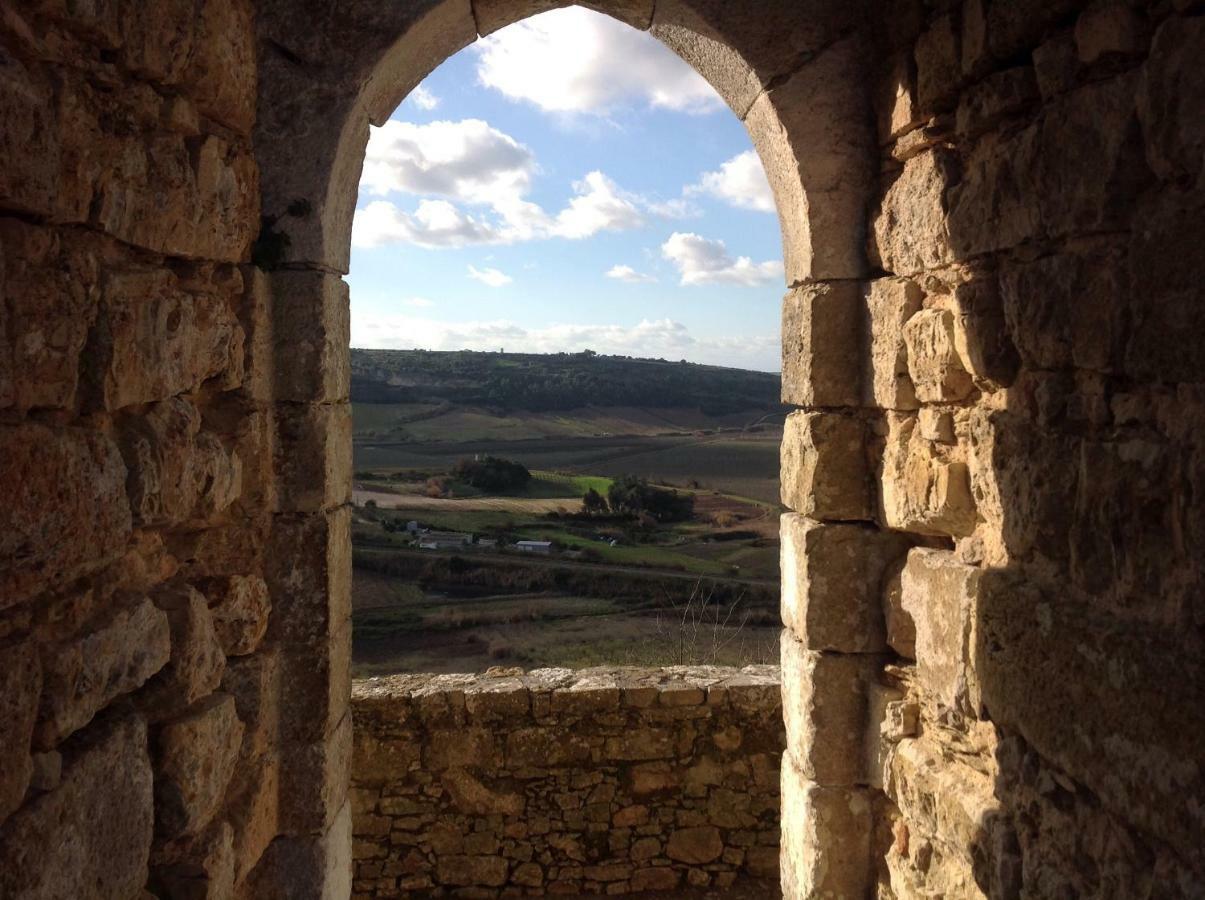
[251,2,884,895]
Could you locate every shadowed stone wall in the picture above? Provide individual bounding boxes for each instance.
[350,667,782,897]
[1,1,1203,898]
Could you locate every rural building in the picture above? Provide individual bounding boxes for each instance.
[516,540,553,554]
[0,2,1202,899]
[418,531,473,550]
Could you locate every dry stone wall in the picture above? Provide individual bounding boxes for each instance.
[350,667,783,898]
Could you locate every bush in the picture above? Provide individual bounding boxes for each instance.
[452,455,532,492]
[607,475,694,523]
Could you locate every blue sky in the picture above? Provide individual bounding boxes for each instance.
[347,7,783,372]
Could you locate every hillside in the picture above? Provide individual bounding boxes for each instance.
[351,348,785,417]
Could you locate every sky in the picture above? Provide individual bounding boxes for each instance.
[347,7,784,373]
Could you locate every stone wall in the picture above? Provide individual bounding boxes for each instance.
[774,2,1205,897]
[350,667,782,898]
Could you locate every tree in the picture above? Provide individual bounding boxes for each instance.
[452,455,532,492]
[606,475,694,522]
[582,487,608,516]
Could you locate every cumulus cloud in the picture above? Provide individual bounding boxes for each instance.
[354,117,662,248]
[661,232,783,286]
[408,85,440,110]
[474,7,723,116]
[352,314,778,370]
[467,265,513,288]
[606,264,657,284]
[689,151,776,213]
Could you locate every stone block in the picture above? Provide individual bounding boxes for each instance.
[279,712,352,835]
[279,622,351,746]
[506,727,591,768]
[0,423,132,606]
[781,411,871,521]
[155,693,244,840]
[139,584,226,722]
[781,632,880,786]
[183,0,257,134]
[666,825,723,864]
[864,277,923,410]
[0,53,63,219]
[955,65,1038,139]
[880,414,977,537]
[781,281,861,408]
[631,866,680,891]
[475,0,655,34]
[1075,0,1146,65]
[0,221,99,412]
[273,402,352,513]
[152,819,235,900]
[425,728,498,771]
[243,799,351,900]
[1138,16,1205,187]
[227,755,280,883]
[899,548,981,712]
[90,266,243,411]
[0,712,154,899]
[863,680,904,791]
[950,272,1019,388]
[986,0,1082,60]
[914,12,962,112]
[903,308,974,402]
[871,149,958,277]
[779,514,909,652]
[201,575,271,657]
[270,271,351,403]
[780,754,872,899]
[36,595,170,748]
[440,767,524,816]
[266,507,352,650]
[119,398,242,529]
[0,641,40,822]
[220,647,281,760]
[743,36,875,282]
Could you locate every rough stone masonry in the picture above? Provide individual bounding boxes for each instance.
[1,0,1204,898]
[350,667,783,898]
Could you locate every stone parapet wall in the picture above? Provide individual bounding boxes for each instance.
[350,667,783,898]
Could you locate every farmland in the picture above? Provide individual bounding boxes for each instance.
[349,349,785,675]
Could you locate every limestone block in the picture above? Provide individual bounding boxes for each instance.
[864,277,923,410]
[279,622,351,748]
[0,221,99,412]
[437,853,509,887]
[270,271,351,403]
[0,712,154,899]
[0,53,63,219]
[880,414,977,537]
[862,680,904,791]
[877,52,922,143]
[903,308,974,402]
[0,642,40,822]
[781,411,872,521]
[474,0,652,34]
[950,273,1019,388]
[220,647,281,759]
[780,754,872,899]
[95,133,259,263]
[881,555,915,659]
[227,755,280,883]
[1000,245,1126,373]
[667,825,723,863]
[506,727,591,768]
[152,820,235,900]
[871,149,958,277]
[632,867,681,891]
[155,694,244,840]
[654,0,867,119]
[1033,30,1079,100]
[899,548,981,712]
[183,0,257,135]
[1075,0,1146,64]
[947,126,1042,258]
[120,398,242,528]
[914,13,962,112]
[781,632,881,786]
[266,507,352,648]
[955,65,1038,139]
[0,423,132,606]
[91,267,243,411]
[1125,189,1205,383]
[1138,17,1205,187]
[243,799,351,900]
[201,575,271,657]
[279,712,353,834]
[986,0,1083,60]
[781,281,861,408]
[743,36,875,282]
[35,596,171,748]
[779,514,909,652]
[604,728,675,761]
[440,767,524,816]
[273,402,352,513]
[139,584,226,722]
[425,728,499,771]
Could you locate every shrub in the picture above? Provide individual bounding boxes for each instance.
[452,454,532,492]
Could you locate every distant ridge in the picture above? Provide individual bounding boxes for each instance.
[351,348,785,417]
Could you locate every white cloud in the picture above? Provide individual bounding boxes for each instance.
[661,232,783,286]
[468,265,513,288]
[606,264,657,284]
[351,314,778,370]
[406,297,434,307]
[474,7,723,116]
[353,116,657,248]
[408,85,441,110]
[689,150,776,213]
